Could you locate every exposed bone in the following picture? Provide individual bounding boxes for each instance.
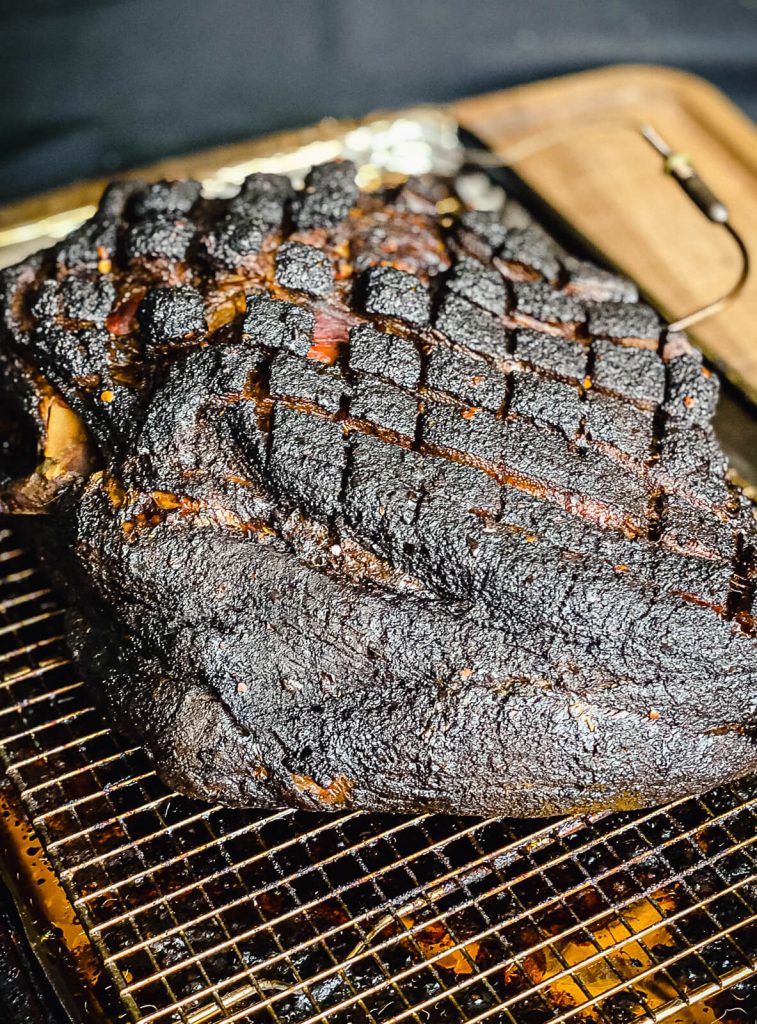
[0,390,92,515]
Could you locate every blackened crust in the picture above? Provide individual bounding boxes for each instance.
[1,162,755,816]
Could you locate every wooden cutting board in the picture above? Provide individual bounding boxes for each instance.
[454,64,757,405]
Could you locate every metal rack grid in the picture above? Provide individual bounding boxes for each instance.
[0,523,755,1024]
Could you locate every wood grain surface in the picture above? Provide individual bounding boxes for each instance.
[454,64,757,404]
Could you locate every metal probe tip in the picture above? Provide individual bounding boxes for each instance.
[639,124,673,158]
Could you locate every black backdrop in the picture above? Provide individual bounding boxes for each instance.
[1,0,756,203]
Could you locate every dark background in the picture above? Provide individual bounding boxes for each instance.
[1,0,756,203]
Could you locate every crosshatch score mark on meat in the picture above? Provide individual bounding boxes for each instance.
[0,161,755,816]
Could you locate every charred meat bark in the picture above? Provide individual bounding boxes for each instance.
[0,165,755,816]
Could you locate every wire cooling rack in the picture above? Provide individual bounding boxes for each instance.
[0,524,755,1024]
